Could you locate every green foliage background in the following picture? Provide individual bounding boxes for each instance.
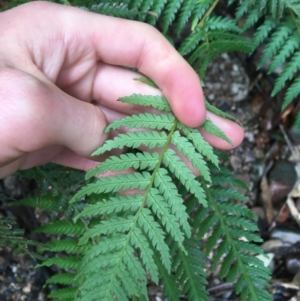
[1,0,300,300]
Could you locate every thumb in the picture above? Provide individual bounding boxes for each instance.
[0,68,108,165]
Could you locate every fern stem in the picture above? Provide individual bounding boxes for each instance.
[199,176,261,301]
[198,0,220,28]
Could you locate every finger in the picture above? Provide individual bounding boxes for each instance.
[92,64,244,149]
[0,68,108,165]
[11,2,206,127]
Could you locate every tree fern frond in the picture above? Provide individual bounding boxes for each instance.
[93,131,168,155]
[147,188,191,237]
[268,30,300,73]
[91,3,138,19]
[282,75,300,109]
[138,208,172,271]
[205,100,241,123]
[12,195,62,211]
[138,0,155,21]
[178,30,206,56]
[203,16,241,33]
[40,239,90,254]
[175,0,197,35]
[35,220,85,236]
[147,188,186,247]
[201,119,233,145]
[162,0,184,33]
[272,50,300,96]
[130,227,159,283]
[86,152,159,179]
[74,194,143,222]
[153,251,181,301]
[79,216,135,245]
[105,112,175,132]
[177,124,219,167]
[37,256,81,270]
[146,0,168,25]
[119,94,171,111]
[258,18,295,69]
[72,172,151,202]
[46,273,76,286]
[48,288,77,300]
[253,17,279,47]
[171,131,211,183]
[172,239,209,301]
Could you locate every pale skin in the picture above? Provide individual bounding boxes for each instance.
[0,1,244,179]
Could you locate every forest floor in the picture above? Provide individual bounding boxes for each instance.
[0,22,300,301]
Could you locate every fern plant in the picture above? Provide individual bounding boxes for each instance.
[232,0,300,127]
[6,0,300,300]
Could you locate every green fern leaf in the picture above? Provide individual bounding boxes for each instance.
[258,18,295,69]
[201,119,233,145]
[48,288,77,300]
[138,208,172,271]
[268,30,300,73]
[162,0,184,33]
[153,250,181,301]
[176,0,197,35]
[74,194,142,221]
[146,0,168,25]
[119,94,171,111]
[130,226,159,283]
[272,50,300,96]
[79,216,135,245]
[40,239,90,254]
[105,112,175,132]
[282,75,300,109]
[86,152,159,179]
[253,17,279,47]
[37,256,81,270]
[147,188,185,247]
[46,273,76,286]
[35,220,85,236]
[178,30,206,56]
[172,239,209,301]
[71,172,151,202]
[93,131,168,155]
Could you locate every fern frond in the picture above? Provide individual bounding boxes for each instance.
[268,30,300,73]
[253,17,279,47]
[175,0,197,35]
[72,172,151,201]
[258,18,295,69]
[272,50,300,96]
[146,0,168,25]
[86,152,159,179]
[48,288,77,300]
[105,112,175,132]
[35,220,85,236]
[93,131,168,155]
[74,194,142,221]
[37,256,81,270]
[162,0,184,33]
[282,75,300,109]
[91,3,139,19]
[172,239,209,301]
[46,273,76,286]
[119,94,171,111]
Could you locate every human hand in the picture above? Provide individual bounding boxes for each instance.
[0,1,244,179]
